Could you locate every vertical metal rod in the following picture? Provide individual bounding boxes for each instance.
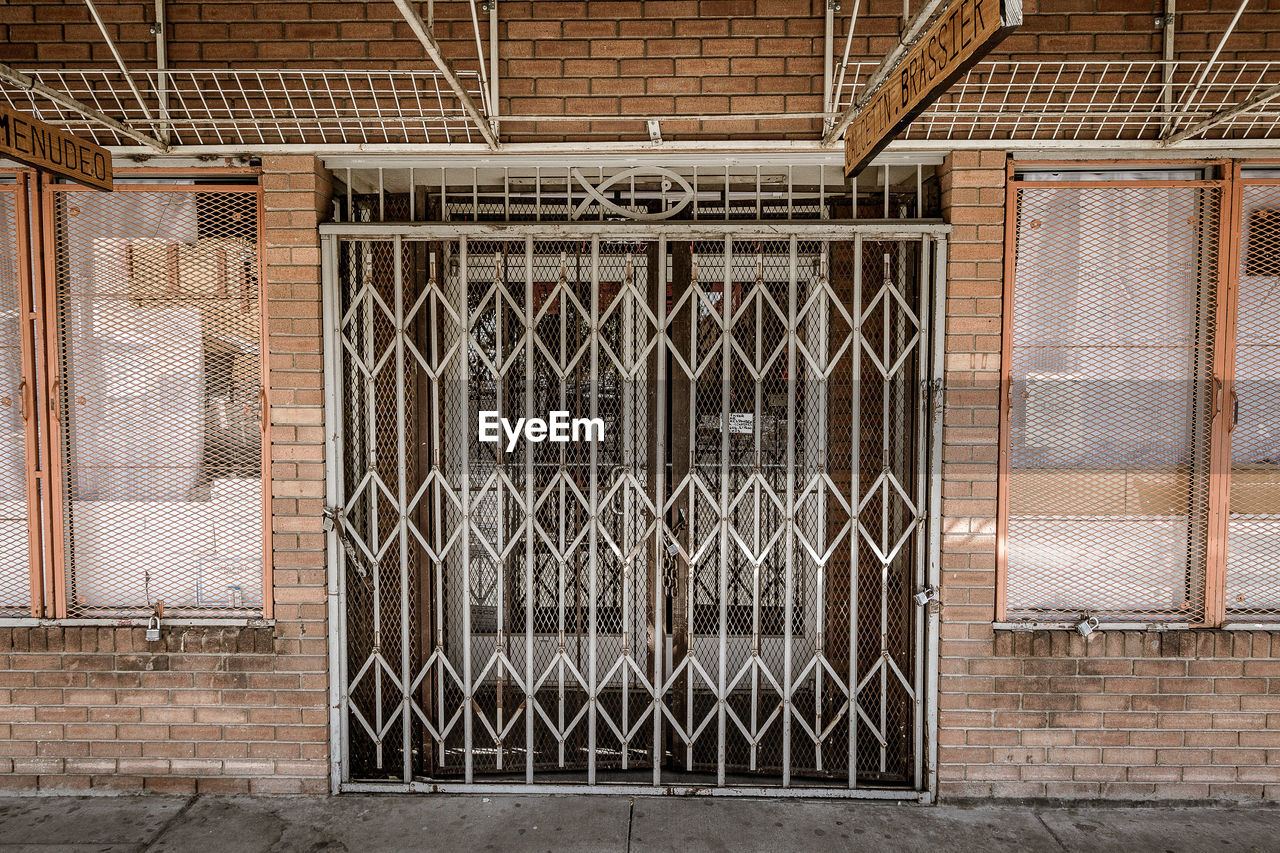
[620,252,635,770]
[925,236,947,798]
[362,240,383,770]
[823,0,835,125]
[749,252,763,772]
[817,165,827,221]
[1160,1,1176,136]
[154,0,169,143]
[429,249,447,768]
[724,166,730,222]
[524,236,536,784]
[883,164,890,219]
[717,236,732,787]
[812,247,830,774]
[685,246,697,772]
[587,236,600,785]
[394,237,413,782]
[489,0,499,133]
[459,237,474,783]
[880,251,891,774]
[787,165,794,219]
[848,233,863,788]
[912,238,930,788]
[322,234,346,790]
[781,236,799,786]
[653,237,668,787]
[685,245,697,773]
[494,249,507,771]
[916,165,923,217]
[557,249,568,768]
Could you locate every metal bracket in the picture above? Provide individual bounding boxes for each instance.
[323,504,366,577]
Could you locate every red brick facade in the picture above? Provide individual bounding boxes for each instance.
[936,151,1280,801]
[1,1,1277,141]
[0,156,333,795]
[1,0,1279,799]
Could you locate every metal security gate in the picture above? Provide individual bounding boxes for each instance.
[322,222,946,797]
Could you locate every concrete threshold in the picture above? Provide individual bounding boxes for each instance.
[0,793,1277,852]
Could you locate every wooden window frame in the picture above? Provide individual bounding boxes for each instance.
[995,158,1256,628]
[0,167,273,621]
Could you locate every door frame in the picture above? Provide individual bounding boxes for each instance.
[321,220,949,800]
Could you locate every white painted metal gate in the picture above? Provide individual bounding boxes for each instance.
[322,222,946,797]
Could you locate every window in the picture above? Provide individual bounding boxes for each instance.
[0,172,41,617]
[1000,164,1280,626]
[1224,176,1280,620]
[0,171,269,619]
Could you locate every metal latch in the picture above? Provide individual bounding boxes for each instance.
[324,505,366,577]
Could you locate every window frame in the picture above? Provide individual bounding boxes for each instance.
[0,167,273,622]
[995,158,1255,629]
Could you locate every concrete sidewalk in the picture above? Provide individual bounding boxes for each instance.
[0,793,1277,852]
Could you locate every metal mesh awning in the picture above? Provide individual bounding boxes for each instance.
[836,60,1280,143]
[0,68,486,147]
[1,61,1278,150]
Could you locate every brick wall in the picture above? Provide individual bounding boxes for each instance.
[935,151,1280,802]
[1,1,1277,141]
[0,156,333,795]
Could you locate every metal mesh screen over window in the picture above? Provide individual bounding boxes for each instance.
[0,180,32,616]
[1005,182,1223,623]
[1225,181,1280,621]
[50,186,265,618]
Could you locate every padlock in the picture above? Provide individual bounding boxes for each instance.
[145,615,162,642]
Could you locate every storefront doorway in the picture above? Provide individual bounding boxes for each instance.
[322,161,947,796]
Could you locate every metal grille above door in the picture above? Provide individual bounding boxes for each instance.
[323,223,946,796]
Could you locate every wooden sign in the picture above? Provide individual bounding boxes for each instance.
[0,103,112,190]
[845,0,1021,176]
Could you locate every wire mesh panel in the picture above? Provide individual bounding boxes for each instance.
[331,225,941,793]
[49,185,265,618]
[1004,181,1224,623]
[851,238,927,785]
[0,177,36,616]
[1225,181,1280,621]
